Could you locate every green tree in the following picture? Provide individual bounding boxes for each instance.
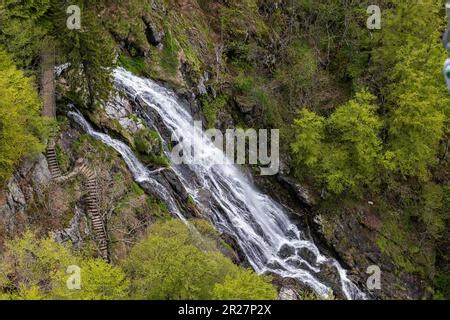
[0,0,116,107]
[0,0,51,69]
[292,91,383,194]
[372,0,450,180]
[275,41,317,105]
[291,109,326,168]
[123,219,277,300]
[212,269,277,300]
[53,259,130,300]
[0,48,49,186]
[48,0,116,107]
[0,230,129,300]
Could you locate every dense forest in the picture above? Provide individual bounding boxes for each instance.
[0,0,449,300]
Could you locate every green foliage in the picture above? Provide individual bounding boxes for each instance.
[0,0,50,69]
[48,1,116,107]
[292,0,372,81]
[375,206,436,277]
[434,273,450,300]
[123,219,276,300]
[0,1,116,107]
[219,0,268,42]
[2,0,50,19]
[233,74,282,127]
[134,128,161,155]
[55,144,70,173]
[291,109,326,168]
[134,128,169,167]
[275,41,317,103]
[292,91,383,194]
[200,95,228,128]
[371,0,449,180]
[54,259,129,300]
[118,54,149,77]
[161,27,179,76]
[0,48,49,187]
[0,230,129,300]
[212,269,277,300]
[420,183,446,239]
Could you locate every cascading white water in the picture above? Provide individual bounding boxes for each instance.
[67,110,187,224]
[70,67,367,300]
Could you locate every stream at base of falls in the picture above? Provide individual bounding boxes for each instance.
[68,67,367,300]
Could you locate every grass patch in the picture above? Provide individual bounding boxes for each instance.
[376,208,435,277]
[118,54,149,76]
[161,27,179,75]
[55,144,70,173]
[200,95,228,128]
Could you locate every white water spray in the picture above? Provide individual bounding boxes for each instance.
[70,68,367,300]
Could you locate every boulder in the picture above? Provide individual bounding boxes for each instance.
[278,243,296,259]
[278,287,298,300]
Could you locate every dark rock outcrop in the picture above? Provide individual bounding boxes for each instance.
[277,176,316,207]
[142,16,165,48]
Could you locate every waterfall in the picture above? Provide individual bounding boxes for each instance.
[67,110,187,224]
[69,67,367,300]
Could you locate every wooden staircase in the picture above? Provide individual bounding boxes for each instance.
[45,146,109,260]
[78,163,109,261]
[46,142,62,179]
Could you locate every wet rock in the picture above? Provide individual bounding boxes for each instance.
[220,233,250,267]
[278,243,296,259]
[278,287,298,300]
[160,169,190,202]
[316,262,345,299]
[142,16,165,47]
[285,258,312,271]
[197,72,209,96]
[266,260,285,271]
[297,247,318,266]
[277,176,316,207]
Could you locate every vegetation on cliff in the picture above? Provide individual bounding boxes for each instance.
[0,0,448,300]
[0,221,276,300]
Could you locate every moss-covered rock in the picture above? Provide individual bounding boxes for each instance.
[134,128,169,167]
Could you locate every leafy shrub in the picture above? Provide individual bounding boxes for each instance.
[123,219,277,300]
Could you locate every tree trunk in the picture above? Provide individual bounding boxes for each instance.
[40,46,56,118]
